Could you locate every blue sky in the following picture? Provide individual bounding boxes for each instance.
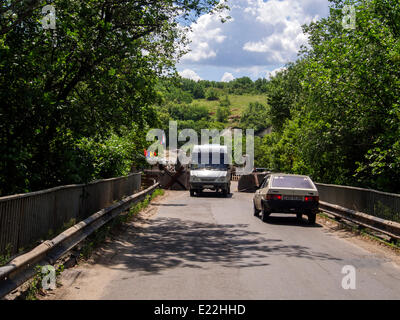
[177,0,331,81]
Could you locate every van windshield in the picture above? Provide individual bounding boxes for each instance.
[190,152,229,171]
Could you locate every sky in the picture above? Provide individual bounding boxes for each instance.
[177,0,331,81]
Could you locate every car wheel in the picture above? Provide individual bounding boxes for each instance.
[253,202,260,216]
[261,206,271,222]
[190,189,195,197]
[222,188,228,197]
[307,212,316,225]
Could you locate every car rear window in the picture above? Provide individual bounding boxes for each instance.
[271,176,314,189]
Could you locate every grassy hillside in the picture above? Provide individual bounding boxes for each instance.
[190,94,268,125]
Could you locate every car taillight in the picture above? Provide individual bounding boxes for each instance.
[304,196,319,202]
[266,194,282,200]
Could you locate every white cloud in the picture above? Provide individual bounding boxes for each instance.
[181,13,229,63]
[234,66,269,79]
[178,0,330,79]
[221,72,235,82]
[179,69,202,81]
[267,66,287,79]
[242,0,320,63]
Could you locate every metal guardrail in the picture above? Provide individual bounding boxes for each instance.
[319,201,400,241]
[0,182,160,298]
[0,173,141,255]
[315,183,400,223]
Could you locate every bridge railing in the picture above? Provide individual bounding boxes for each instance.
[0,173,141,255]
[315,183,400,223]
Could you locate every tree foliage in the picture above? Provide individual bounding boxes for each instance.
[0,0,224,195]
[168,104,209,122]
[257,0,400,193]
[205,87,221,100]
[240,102,270,132]
[216,95,231,122]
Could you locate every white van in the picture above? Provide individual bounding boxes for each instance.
[189,144,231,197]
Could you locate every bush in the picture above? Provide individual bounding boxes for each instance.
[216,96,231,122]
[205,88,220,101]
[70,126,148,183]
[240,102,270,132]
[192,84,205,99]
[168,104,209,121]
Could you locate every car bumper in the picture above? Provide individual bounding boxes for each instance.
[262,199,319,213]
[190,182,228,189]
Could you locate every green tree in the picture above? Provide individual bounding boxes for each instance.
[193,83,206,99]
[254,78,268,93]
[257,0,400,192]
[205,87,220,100]
[168,104,209,121]
[216,95,231,122]
[229,76,254,94]
[240,102,270,132]
[0,0,226,195]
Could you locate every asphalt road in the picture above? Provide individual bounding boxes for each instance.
[51,182,400,299]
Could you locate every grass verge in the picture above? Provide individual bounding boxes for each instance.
[25,264,65,300]
[0,244,12,267]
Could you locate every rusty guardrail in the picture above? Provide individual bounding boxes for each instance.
[0,182,160,298]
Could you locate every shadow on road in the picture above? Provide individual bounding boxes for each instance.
[260,215,323,228]
[96,216,340,275]
[195,191,233,198]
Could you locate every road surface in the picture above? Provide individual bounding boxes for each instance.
[49,182,400,299]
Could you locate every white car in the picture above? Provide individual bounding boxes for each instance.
[253,173,319,224]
